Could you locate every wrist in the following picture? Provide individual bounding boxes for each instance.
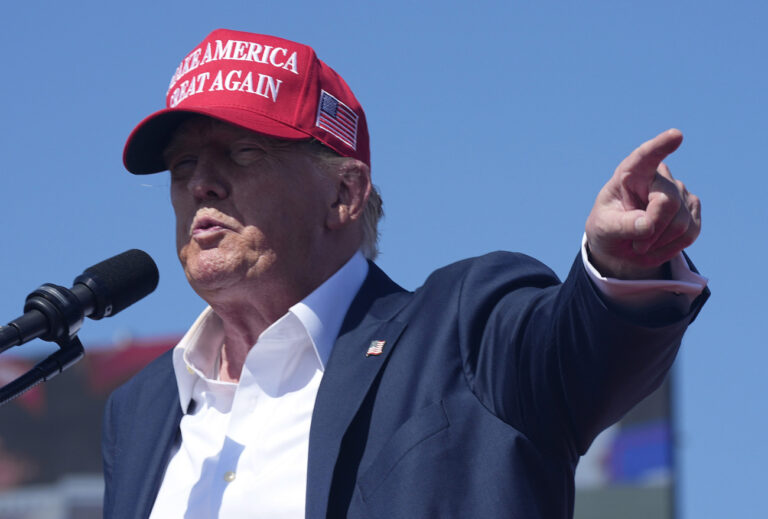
[587,246,670,280]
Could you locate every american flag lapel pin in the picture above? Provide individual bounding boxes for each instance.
[366,340,386,357]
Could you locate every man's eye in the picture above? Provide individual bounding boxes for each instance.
[169,157,197,177]
[231,147,265,165]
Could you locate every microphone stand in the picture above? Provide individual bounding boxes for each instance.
[0,336,84,406]
[0,283,90,407]
[0,249,159,407]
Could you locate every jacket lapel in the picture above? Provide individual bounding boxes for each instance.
[305,263,410,519]
[113,355,183,519]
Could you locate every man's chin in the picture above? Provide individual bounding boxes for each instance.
[186,271,244,301]
[182,250,244,292]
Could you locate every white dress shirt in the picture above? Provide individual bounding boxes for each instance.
[149,244,706,518]
[581,234,707,309]
[149,252,369,519]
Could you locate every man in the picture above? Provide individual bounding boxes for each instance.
[102,29,708,518]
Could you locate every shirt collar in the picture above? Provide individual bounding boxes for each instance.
[171,251,369,413]
[290,251,368,368]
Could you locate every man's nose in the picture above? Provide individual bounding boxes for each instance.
[188,159,228,201]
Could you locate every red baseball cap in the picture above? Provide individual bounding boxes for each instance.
[123,29,369,174]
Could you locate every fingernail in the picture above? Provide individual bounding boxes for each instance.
[635,216,652,233]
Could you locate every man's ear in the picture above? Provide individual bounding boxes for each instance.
[326,159,371,230]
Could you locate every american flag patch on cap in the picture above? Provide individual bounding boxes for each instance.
[366,340,386,357]
[316,90,358,150]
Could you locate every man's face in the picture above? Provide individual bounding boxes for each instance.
[165,117,336,302]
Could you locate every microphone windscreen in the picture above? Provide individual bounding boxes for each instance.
[73,249,159,319]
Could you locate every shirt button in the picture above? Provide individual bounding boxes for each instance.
[223,471,236,483]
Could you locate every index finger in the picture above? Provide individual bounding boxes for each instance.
[617,128,684,181]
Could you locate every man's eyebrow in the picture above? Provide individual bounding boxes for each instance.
[162,141,189,164]
[231,135,292,148]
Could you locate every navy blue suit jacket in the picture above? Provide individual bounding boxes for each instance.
[102,252,707,518]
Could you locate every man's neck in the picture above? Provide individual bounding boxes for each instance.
[208,249,361,382]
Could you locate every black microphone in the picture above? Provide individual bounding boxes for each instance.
[0,249,159,352]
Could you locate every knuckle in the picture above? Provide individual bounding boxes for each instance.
[689,193,701,208]
[657,192,682,215]
[668,217,690,237]
[680,217,701,243]
[687,224,701,240]
[688,195,702,219]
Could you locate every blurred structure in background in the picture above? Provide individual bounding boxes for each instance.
[0,339,675,519]
[0,337,177,519]
[575,379,675,519]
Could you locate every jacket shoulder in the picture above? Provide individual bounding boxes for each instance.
[107,349,176,410]
[416,251,561,296]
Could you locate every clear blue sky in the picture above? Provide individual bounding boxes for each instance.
[1,2,765,517]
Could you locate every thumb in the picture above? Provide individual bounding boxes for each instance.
[633,214,654,236]
[611,209,655,241]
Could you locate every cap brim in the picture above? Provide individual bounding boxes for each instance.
[123,107,312,174]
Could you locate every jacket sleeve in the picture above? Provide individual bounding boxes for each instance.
[454,251,707,462]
